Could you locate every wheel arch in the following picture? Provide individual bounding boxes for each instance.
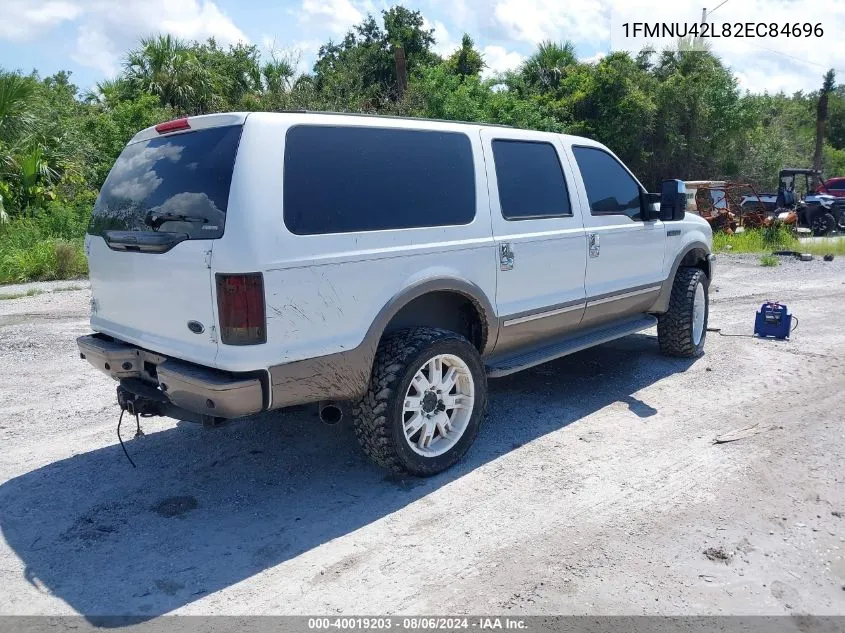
[267,278,498,409]
[649,242,711,314]
[371,279,498,357]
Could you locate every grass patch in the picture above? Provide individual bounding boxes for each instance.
[801,240,845,257]
[759,254,780,267]
[715,227,845,257]
[0,288,45,300]
[0,238,88,283]
[714,226,800,254]
[0,215,88,283]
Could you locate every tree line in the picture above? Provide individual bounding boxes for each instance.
[0,5,842,232]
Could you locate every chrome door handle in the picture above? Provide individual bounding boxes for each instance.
[499,242,514,271]
[589,233,600,258]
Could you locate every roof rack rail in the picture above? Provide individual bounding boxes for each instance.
[279,109,515,129]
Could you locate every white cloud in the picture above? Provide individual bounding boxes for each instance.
[0,0,248,77]
[435,0,844,93]
[298,0,363,36]
[0,0,82,40]
[493,0,607,46]
[424,19,458,58]
[580,51,606,64]
[481,45,524,78]
[606,0,845,93]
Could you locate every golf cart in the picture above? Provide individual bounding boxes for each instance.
[742,168,841,236]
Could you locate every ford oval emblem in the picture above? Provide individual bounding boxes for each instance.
[187,320,205,334]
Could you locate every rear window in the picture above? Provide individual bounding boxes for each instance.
[283,125,475,235]
[88,124,242,240]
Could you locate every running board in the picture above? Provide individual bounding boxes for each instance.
[486,315,658,378]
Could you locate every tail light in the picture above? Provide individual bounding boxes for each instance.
[216,273,266,345]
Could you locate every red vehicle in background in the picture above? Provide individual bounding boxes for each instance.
[817,177,845,197]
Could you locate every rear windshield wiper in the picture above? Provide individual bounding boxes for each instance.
[145,211,209,229]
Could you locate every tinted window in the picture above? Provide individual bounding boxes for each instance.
[88,125,242,239]
[283,126,475,235]
[491,140,571,220]
[827,180,845,191]
[573,146,642,220]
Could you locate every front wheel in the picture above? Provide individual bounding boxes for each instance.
[812,211,835,236]
[658,267,709,358]
[353,328,487,476]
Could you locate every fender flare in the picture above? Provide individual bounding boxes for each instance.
[362,277,499,357]
[650,241,712,314]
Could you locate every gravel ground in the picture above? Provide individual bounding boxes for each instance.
[0,256,844,618]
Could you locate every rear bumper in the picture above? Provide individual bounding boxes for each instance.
[77,334,264,419]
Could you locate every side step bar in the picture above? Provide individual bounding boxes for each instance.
[486,315,658,378]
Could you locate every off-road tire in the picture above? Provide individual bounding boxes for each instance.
[812,211,835,236]
[352,327,487,477]
[657,267,708,358]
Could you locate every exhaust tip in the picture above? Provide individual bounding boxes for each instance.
[319,403,343,425]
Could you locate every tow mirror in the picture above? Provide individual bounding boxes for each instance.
[659,179,686,221]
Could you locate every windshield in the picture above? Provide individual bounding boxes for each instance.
[88,124,242,240]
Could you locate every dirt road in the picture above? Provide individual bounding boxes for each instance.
[0,256,843,618]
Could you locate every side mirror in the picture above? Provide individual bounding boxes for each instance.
[659,179,686,221]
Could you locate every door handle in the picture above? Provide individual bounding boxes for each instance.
[499,242,514,271]
[589,233,600,258]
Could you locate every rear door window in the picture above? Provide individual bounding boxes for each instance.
[283,125,475,235]
[88,124,242,240]
[491,140,571,220]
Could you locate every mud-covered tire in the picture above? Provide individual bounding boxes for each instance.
[352,327,487,477]
[657,267,708,358]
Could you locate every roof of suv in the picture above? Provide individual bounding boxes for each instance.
[283,109,518,129]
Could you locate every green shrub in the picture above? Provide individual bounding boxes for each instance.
[761,223,796,248]
[759,254,780,267]
[0,201,90,283]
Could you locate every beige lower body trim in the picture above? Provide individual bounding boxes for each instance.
[503,302,586,327]
[586,285,662,308]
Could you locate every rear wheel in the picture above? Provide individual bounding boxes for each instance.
[658,267,708,358]
[353,328,487,476]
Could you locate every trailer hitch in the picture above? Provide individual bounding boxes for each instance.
[115,383,163,467]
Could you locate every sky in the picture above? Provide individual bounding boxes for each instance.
[1,0,843,95]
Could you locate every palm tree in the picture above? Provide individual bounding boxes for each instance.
[83,77,133,107]
[520,41,577,91]
[0,72,35,143]
[262,56,296,94]
[124,34,210,112]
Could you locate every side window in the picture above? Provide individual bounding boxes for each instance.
[572,146,642,220]
[491,140,571,220]
[283,125,475,235]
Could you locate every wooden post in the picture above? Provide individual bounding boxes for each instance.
[393,46,408,100]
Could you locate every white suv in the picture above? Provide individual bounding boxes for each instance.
[78,111,714,476]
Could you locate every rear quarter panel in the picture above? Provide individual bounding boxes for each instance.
[211,113,497,373]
